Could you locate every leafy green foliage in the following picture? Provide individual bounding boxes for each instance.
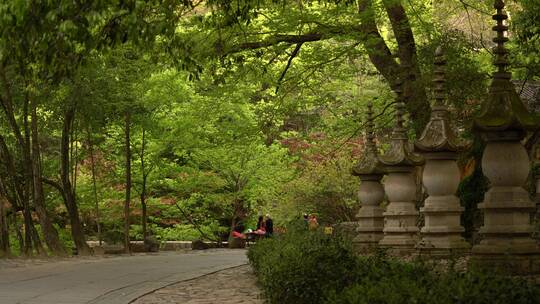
[248,221,358,304]
[513,0,540,80]
[249,223,540,304]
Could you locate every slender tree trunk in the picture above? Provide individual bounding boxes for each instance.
[0,67,34,255]
[87,128,102,246]
[71,118,79,192]
[0,196,10,257]
[30,97,66,256]
[30,223,45,256]
[61,107,91,255]
[140,128,148,243]
[12,212,24,255]
[124,111,132,254]
[22,94,37,255]
[0,135,31,254]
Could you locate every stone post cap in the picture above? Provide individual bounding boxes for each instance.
[379,87,424,168]
[352,101,386,176]
[415,47,470,153]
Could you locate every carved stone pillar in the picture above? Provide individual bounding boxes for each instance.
[471,0,540,273]
[352,102,386,252]
[414,48,470,254]
[378,91,424,254]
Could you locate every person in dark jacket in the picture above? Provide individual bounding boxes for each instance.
[256,216,265,230]
[265,214,274,237]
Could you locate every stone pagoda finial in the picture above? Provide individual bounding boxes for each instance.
[379,84,424,167]
[365,102,377,155]
[433,46,446,108]
[352,102,385,176]
[474,0,540,133]
[415,47,468,153]
[493,0,510,79]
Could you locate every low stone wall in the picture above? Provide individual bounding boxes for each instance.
[86,240,216,254]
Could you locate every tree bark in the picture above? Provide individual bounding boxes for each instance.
[0,67,34,255]
[0,195,10,257]
[11,211,24,255]
[124,111,132,254]
[61,107,91,255]
[381,0,430,134]
[140,128,148,243]
[30,96,66,256]
[87,128,102,246]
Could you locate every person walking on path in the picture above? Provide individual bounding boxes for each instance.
[265,214,273,237]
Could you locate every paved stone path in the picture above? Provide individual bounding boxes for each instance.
[0,249,247,304]
[133,264,263,304]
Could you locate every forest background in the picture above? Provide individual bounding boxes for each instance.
[0,0,539,256]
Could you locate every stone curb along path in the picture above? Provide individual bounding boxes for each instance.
[0,249,248,304]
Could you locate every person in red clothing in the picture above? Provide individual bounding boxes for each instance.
[232,222,246,239]
[254,215,266,235]
[308,214,319,231]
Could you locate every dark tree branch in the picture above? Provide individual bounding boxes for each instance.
[173,202,220,242]
[275,42,303,94]
[42,178,68,205]
[325,100,398,158]
[223,33,322,55]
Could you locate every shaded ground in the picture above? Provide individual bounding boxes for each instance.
[132,264,263,304]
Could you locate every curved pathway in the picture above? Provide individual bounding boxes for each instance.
[0,249,247,304]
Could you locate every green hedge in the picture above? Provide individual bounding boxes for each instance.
[248,222,540,304]
[248,224,357,304]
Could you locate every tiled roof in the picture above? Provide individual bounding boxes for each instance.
[513,80,540,112]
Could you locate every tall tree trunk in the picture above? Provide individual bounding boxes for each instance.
[140,128,148,243]
[30,222,45,256]
[22,92,37,255]
[0,135,30,254]
[0,196,10,257]
[30,97,66,256]
[12,211,24,255]
[61,107,91,255]
[0,67,34,255]
[358,0,430,135]
[87,128,102,246]
[124,111,132,254]
[381,0,430,134]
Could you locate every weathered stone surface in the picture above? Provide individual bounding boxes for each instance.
[472,139,539,256]
[415,47,469,254]
[378,91,423,254]
[379,171,420,253]
[192,239,211,250]
[471,0,540,272]
[352,102,386,252]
